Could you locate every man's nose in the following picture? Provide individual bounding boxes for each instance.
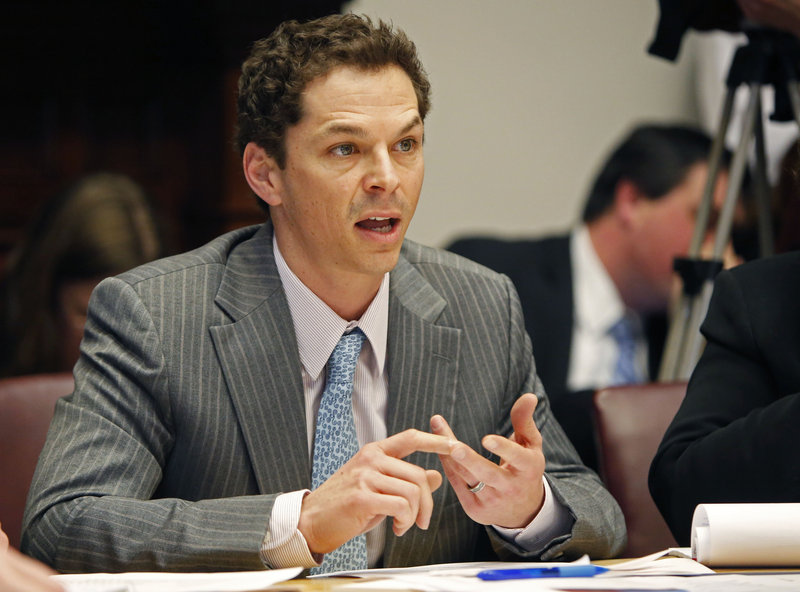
[363,150,400,194]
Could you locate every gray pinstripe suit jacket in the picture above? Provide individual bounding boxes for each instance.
[22,223,625,572]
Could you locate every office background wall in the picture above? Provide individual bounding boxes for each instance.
[0,1,707,263]
[347,0,702,247]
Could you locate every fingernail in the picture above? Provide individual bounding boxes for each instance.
[484,437,497,451]
[452,446,466,461]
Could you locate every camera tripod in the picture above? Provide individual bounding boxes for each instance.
[659,27,800,381]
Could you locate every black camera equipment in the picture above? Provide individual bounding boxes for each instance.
[658,25,800,380]
[648,0,742,62]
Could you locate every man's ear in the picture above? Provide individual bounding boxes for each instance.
[243,142,283,207]
[612,178,644,227]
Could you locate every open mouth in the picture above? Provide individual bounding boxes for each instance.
[356,216,398,233]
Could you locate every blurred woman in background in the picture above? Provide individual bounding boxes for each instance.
[0,173,165,378]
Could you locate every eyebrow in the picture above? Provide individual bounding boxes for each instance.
[398,115,423,136]
[319,115,423,139]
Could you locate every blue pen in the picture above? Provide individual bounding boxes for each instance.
[477,565,609,580]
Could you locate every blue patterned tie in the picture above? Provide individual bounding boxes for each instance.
[610,316,639,385]
[309,329,368,574]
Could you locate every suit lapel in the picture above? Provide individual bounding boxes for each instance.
[521,237,573,396]
[382,254,461,566]
[209,224,310,494]
[545,239,575,393]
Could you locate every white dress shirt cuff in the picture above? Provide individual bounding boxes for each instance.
[492,476,573,551]
[260,490,322,569]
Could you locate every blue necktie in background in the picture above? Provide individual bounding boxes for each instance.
[310,328,368,574]
[610,316,639,385]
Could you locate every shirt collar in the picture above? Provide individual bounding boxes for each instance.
[273,235,389,380]
[571,224,627,334]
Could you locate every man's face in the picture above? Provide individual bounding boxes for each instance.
[628,162,729,312]
[265,65,424,291]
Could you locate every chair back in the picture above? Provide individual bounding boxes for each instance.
[593,381,687,557]
[0,372,74,548]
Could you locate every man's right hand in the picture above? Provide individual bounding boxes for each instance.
[297,429,456,555]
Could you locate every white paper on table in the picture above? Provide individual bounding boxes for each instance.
[317,551,710,580]
[314,552,712,592]
[340,573,800,592]
[308,558,590,579]
[335,574,676,592]
[52,566,303,592]
[692,503,800,566]
[608,548,713,575]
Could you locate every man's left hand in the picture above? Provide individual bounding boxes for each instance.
[430,392,546,529]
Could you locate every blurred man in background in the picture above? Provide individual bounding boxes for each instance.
[449,123,736,469]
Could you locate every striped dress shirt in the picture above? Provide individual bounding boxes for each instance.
[262,237,570,569]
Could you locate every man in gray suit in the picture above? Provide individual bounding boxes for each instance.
[23,14,624,572]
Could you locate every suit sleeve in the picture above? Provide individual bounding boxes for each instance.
[487,275,626,560]
[21,278,275,572]
[649,268,800,545]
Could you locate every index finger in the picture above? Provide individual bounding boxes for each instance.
[379,429,457,459]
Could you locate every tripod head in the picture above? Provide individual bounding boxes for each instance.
[727,26,800,121]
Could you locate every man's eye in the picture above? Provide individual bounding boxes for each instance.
[332,144,355,156]
[396,138,416,152]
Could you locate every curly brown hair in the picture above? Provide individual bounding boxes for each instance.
[235,13,431,168]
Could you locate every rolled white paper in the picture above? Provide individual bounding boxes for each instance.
[692,503,800,566]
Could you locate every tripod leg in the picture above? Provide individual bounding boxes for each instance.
[712,83,760,261]
[677,82,762,378]
[689,89,737,257]
[658,86,737,381]
[785,79,800,129]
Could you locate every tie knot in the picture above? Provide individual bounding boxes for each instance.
[609,316,635,344]
[327,328,366,384]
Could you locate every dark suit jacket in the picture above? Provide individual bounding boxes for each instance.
[649,251,800,545]
[22,223,625,572]
[447,234,666,470]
